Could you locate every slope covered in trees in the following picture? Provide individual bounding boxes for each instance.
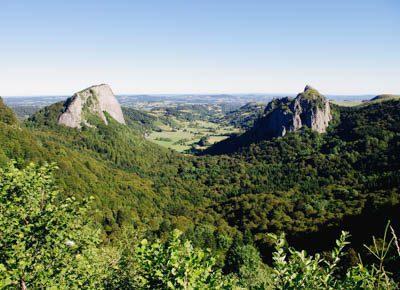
[0,97,18,125]
[0,101,229,244]
[1,162,399,288]
[221,102,265,130]
[1,92,400,287]
[200,100,400,252]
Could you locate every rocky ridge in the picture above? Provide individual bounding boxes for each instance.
[58,84,125,128]
[254,85,332,138]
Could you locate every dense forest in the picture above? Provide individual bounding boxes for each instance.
[1,94,400,288]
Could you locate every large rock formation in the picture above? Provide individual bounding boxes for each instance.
[254,86,332,137]
[58,84,125,128]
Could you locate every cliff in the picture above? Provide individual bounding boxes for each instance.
[254,85,332,138]
[58,84,125,128]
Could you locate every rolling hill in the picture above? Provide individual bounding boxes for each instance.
[1,84,400,267]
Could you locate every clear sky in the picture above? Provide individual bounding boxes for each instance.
[1,0,399,96]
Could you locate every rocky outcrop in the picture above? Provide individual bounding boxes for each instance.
[254,86,332,137]
[58,84,125,128]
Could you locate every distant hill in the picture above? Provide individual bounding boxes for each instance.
[122,107,161,133]
[369,94,400,102]
[221,102,265,129]
[9,105,41,120]
[1,84,400,274]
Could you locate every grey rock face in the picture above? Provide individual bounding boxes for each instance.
[255,86,332,138]
[58,84,125,128]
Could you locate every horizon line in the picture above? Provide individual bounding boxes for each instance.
[2,92,383,99]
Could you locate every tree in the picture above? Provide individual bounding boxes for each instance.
[225,241,272,289]
[0,98,18,125]
[0,162,107,289]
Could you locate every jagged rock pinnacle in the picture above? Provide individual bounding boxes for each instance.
[255,86,332,137]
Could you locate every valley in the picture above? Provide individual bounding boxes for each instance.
[4,92,379,153]
[1,85,400,288]
[146,118,238,152]
[2,1,399,287]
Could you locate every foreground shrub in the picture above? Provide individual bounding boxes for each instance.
[0,162,108,289]
[134,229,237,289]
[269,230,398,289]
[1,162,399,289]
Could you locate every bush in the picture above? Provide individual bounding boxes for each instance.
[134,229,236,289]
[0,162,109,289]
[1,161,399,289]
[269,230,399,289]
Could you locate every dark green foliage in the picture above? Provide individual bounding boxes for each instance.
[0,98,18,125]
[199,101,400,261]
[197,136,210,147]
[122,107,160,133]
[224,241,272,288]
[369,94,400,103]
[0,100,233,247]
[1,96,400,279]
[220,102,265,129]
[26,101,65,128]
[1,96,400,287]
[9,105,41,120]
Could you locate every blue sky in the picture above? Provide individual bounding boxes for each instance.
[1,0,399,96]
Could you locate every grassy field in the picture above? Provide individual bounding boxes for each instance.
[147,117,239,152]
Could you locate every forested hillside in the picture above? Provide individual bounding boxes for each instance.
[1,94,400,288]
[202,99,400,251]
[1,98,239,247]
[2,93,400,248]
[221,102,265,130]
